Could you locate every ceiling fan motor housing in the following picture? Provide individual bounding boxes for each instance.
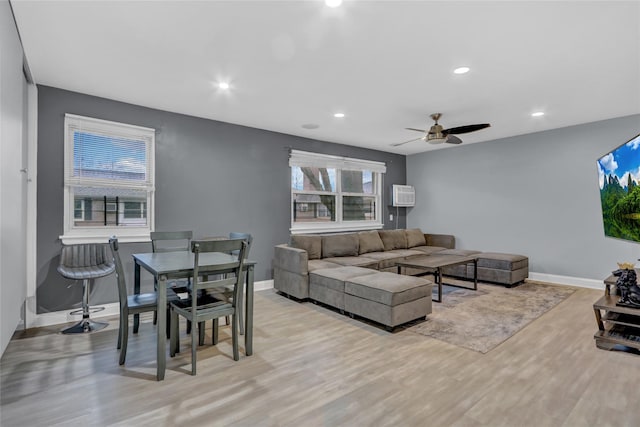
[427,124,446,142]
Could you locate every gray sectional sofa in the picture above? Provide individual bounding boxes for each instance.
[273,228,528,330]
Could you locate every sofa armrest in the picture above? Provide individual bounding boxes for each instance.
[424,233,455,249]
[273,244,309,275]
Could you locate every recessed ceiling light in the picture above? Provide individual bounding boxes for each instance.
[531,111,545,117]
[218,82,230,90]
[325,0,343,8]
[453,66,470,74]
[333,112,345,118]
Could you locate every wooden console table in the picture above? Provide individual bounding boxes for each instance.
[593,294,640,352]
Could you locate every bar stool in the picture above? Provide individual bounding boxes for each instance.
[58,243,116,334]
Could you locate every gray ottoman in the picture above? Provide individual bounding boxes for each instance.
[310,266,379,310]
[477,252,528,286]
[344,272,433,330]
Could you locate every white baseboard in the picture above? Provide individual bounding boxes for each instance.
[24,279,275,329]
[529,272,604,291]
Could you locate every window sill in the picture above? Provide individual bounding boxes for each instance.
[60,230,151,245]
[290,222,383,235]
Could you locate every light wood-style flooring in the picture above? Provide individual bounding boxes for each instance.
[2,286,640,426]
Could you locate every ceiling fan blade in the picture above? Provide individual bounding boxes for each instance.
[443,123,491,135]
[405,127,427,133]
[445,135,463,144]
[391,137,424,147]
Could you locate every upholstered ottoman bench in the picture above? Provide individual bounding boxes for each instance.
[476,252,528,287]
[344,272,433,331]
[438,250,528,287]
[310,266,379,311]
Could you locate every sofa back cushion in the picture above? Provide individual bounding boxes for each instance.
[358,231,385,254]
[322,233,359,258]
[405,228,426,248]
[378,229,407,251]
[290,235,322,260]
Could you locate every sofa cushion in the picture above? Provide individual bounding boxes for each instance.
[477,252,528,271]
[358,231,385,254]
[322,234,359,258]
[437,249,482,256]
[412,245,447,255]
[345,272,432,306]
[308,259,343,272]
[405,229,426,248]
[323,256,379,269]
[378,229,407,250]
[310,266,379,292]
[290,235,322,260]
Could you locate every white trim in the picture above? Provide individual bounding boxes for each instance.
[23,282,273,328]
[289,150,387,173]
[60,232,151,245]
[25,83,38,330]
[254,279,274,292]
[529,272,605,290]
[61,114,155,244]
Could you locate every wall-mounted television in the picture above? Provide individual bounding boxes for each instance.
[598,132,640,242]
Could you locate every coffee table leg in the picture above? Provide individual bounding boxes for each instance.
[434,268,442,303]
[473,259,478,290]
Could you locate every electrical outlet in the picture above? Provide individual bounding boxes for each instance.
[389,214,394,221]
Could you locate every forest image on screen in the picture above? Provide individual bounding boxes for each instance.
[598,133,640,242]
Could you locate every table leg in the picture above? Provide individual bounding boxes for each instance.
[134,262,141,333]
[434,268,442,303]
[157,274,167,381]
[245,265,254,356]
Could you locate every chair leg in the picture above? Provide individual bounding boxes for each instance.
[231,313,239,361]
[153,310,158,326]
[186,320,191,334]
[170,309,178,357]
[117,314,123,350]
[237,288,244,335]
[119,314,128,365]
[165,307,171,339]
[191,319,198,375]
[212,318,219,345]
[198,322,205,346]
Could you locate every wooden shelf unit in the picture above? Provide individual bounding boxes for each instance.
[593,294,640,352]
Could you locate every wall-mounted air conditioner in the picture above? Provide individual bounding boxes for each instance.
[391,184,415,207]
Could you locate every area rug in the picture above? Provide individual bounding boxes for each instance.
[402,280,576,353]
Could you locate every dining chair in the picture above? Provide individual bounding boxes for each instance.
[226,232,253,334]
[57,243,116,334]
[109,237,167,365]
[169,239,248,375]
[149,231,193,333]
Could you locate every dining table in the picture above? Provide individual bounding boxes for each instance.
[132,250,256,381]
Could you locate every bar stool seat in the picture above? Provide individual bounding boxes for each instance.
[58,243,116,334]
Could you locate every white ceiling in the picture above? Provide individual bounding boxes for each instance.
[11,0,640,155]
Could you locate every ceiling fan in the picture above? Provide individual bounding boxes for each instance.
[392,113,490,147]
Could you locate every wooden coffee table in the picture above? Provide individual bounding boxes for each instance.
[396,254,478,302]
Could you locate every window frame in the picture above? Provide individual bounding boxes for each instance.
[289,150,386,234]
[60,114,155,244]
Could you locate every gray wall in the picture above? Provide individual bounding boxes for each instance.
[407,114,640,281]
[1,0,28,354]
[36,86,407,313]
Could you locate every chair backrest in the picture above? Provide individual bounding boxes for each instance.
[59,243,112,269]
[108,237,129,312]
[150,230,193,253]
[191,239,248,311]
[228,232,253,258]
[57,243,115,279]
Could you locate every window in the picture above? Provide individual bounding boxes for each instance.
[289,150,386,233]
[61,114,155,244]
